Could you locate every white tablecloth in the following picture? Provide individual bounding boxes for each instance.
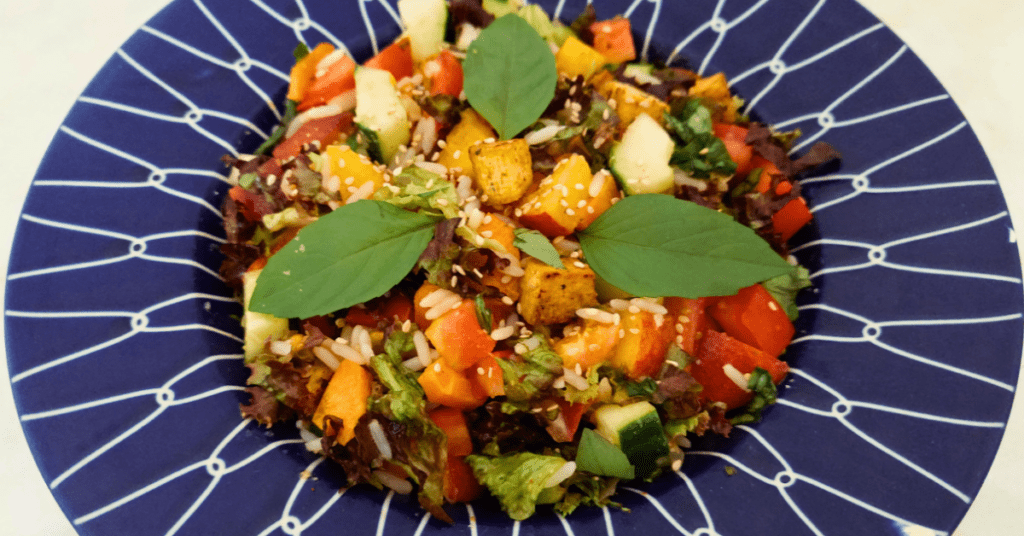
[1,1,1021,534]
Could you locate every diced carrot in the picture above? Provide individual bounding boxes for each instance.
[590,17,636,63]
[429,50,464,97]
[714,123,753,175]
[428,407,473,456]
[443,455,483,503]
[272,112,354,159]
[413,283,442,331]
[247,256,268,272]
[708,284,794,358]
[425,300,496,371]
[298,53,356,111]
[418,359,487,409]
[288,43,335,102]
[750,155,782,194]
[364,37,414,82]
[772,197,813,241]
[469,354,506,397]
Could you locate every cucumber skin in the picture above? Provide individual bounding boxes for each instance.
[594,402,670,479]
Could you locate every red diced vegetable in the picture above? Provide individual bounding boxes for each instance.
[714,123,753,175]
[429,50,464,97]
[345,293,413,329]
[469,354,506,398]
[772,197,813,241]
[298,53,356,111]
[443,455,483,503]
[418,359,487,409]
[663,297,711,356]
[428,407,473,456]
[708,284,794,358]
[688,329,789,410]
[272,112,353,159]
[590,17,636,63]
[364,37,414,81]
[288,43,334,102]
[425,300,496,371]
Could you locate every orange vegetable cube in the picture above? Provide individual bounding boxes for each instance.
[428,407,473,456]
[590,17,637,63]
[424,300,496,371]
[518,154,592,237]
[708,284,794,358]
[363,36,414,81]
[418,359,487,409]
[611,310,673,380]
[772,197,813,241]
[469,354,506,398]
[554,318,620,370]
[575,170,620,231]
[311,359,372,444]
[443,455,483,503]
[556,36,608,80]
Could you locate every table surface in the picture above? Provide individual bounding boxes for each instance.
[1,1,1021,534]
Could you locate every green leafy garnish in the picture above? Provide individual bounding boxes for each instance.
[730,367,778,425]
[373,166,460,219]
[663,101,738,178]
[255,99,298,155]
[292,43,310,61]
[250,200,440,318]
[576,194,794,298]
[513,228,565,268]
[463,14,557,140]
[761,265,812,321]
[465,452,569,520]
[497,335,562,401]
[475,294,493,333]
[575,428,635,479]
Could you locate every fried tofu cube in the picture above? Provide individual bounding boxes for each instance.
[469,138,534,205]
[518,258,598,325]
[597,79,670,129]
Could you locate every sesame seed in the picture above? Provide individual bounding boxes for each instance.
[566,208,576,216]
[573,261,586,269]
[453,150,462,159]
[501,296,514,305]
[577,199,587,208]
[434,363,442,372]
[629,328,640,334]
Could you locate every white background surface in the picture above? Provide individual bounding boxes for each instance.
[0,1,1021,534]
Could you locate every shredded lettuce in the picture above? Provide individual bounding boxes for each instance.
[498,335,563,401]
[373,167,460,219]
[465,452,568,520]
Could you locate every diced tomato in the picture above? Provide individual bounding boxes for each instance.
[590,17,636,63]
[775,180,793,196]
[708,284,794,358]
[272,112,353,159]
[428,407,473,456]
[364,37,414,81]
[663,297,711,356]
[714,123,753,175]
[772,197,814,241]
[298,53,356,111]
[228,185,275,221]
[443,455,482,503]
[425,300,496,371]
[688,329,789,410]
[429,50,464,97]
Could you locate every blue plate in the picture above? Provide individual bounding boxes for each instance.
[6,1,1021,535]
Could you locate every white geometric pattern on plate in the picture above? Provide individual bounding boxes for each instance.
[5,1,1019,535]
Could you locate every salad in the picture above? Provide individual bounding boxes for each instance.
[219,0,839,523]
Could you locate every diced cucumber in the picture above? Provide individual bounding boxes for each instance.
[243,268,289,360]
[593,401,670,478]
[398,0,448,62]
[482,0,523,18]
[354,66,411,164]
[609,113,676,195]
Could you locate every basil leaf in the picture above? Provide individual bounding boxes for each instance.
[513,228,564,268]
[575,428,635,480]
[255,99,298,155]
[463,14,557,140]
[475,294,493,333]
[729,367,778,425]
[250,200,440,318]
[577,195,793,298]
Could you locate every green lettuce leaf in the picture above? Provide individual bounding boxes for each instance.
[466,452,568,520]
[373,166,460,219]
[498,335,563,401]
[368,331,426,422]
[729,367,778,425]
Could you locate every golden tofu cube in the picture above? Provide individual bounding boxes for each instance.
[518,257,598,325]
[556,36,609,80]
[598,79,670,128]
[438,108,496,177]
[469,138,534,205]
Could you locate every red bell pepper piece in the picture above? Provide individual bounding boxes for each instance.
[298,53,356,111]
[344,293,413,329]
[689,329,789,410]
[708,284,794,358]
[714,123,753,175]
[364,37,414,82]
[772,197,813,241]
[663,297,712,356]
[424,299,496,371]
[443,455,483,503]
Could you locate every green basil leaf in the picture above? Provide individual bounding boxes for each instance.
[463,14,557,140]
[250,200,440,318]
[513,228,564,268]
[577,194,793,298]
[475,294,493,333]
[575,428,635,480]
[254,99,298,155]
